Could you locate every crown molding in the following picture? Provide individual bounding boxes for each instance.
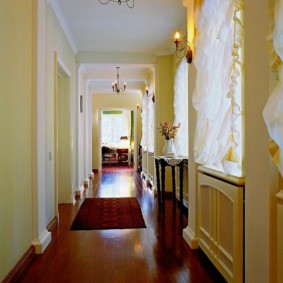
[49,0,78,54]
[76,52,157,65]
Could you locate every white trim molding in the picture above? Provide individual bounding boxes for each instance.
[183,226,199,249]
[49,0,77,54]
[32,229,51,254]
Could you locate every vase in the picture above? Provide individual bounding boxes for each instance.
[163,138,176,157]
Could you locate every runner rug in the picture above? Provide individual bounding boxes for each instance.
[70,197,146,230]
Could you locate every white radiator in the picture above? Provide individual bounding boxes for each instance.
[141,150,154,187]
[141,149,148,176]
[198,168,244,283]
[147,152,154,184]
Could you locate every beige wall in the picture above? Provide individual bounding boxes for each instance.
[57,75,72,203]
[0,1,77,280]
[244,0,278,282]
[0,1,33,280]
[156,55,174,155]
[45,3,76,216]
[155,55,175,190]
[77,69,88,188]
[92,93,142,170]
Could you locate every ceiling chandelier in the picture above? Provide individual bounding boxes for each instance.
[98,0,134,9]
[112,67,126,94]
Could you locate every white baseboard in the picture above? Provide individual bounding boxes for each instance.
[183,226,199,249]
[32,229,51,254]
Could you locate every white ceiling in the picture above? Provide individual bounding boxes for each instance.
[54,0,187,94]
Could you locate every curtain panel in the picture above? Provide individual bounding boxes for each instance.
[174,58,188,157]
[101,110,131,146]
[140,94,148,150]
[192,0,243,176]
[263,0,283,176]
[140,87,155,152]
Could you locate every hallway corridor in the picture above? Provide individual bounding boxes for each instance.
[19,168,226,283]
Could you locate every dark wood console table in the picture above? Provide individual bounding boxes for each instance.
[117,148,129,166]
[154,156,185,212]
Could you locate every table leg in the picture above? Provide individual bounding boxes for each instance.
[171,166,176,206]
[179,161,184,212]
[161,163,166,209]
[154,159,161,206]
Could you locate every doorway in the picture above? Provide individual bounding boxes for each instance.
[99,109,135,170]
[54,53,72,215]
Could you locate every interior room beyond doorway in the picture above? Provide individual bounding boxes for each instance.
[100,109,134,168]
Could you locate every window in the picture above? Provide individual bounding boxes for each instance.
[193,0,243,177]
[101,110,130,147]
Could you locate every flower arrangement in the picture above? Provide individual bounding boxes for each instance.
[158,122,181,140]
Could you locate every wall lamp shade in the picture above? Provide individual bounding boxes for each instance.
[174,32,193,64]
[120,136,130,148]
[99,0,134,8]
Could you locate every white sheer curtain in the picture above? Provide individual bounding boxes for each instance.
[263,0,283,176]
[193,0,243,176]
[122,110,131,138]
[147,90,155,152]
[140,94,148,150]
[140,87,154,152]
[174,58,188,157]
[101,110,130,147]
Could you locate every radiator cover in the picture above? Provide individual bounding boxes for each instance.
[198,172,244,283]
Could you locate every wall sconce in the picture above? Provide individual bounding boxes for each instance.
[136,104,142,112]
[146,86,155,103]
[174,32,193,64]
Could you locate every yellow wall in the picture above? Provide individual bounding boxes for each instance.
[244,0,278,282]
[155,55,175,190]
[57,75,72,203]
[45,3,76,217]
[92,93,142,170]
[0,2,77,279]
[156,55,174,155]
[0,1,33,280]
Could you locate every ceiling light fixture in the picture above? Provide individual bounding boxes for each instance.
[174,32,193,64]
[98,0,134,9]
[112,67,126,94]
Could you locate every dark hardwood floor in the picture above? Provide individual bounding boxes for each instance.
[19,167,226,283]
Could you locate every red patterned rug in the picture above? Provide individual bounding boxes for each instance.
[102,165,133,171]
[70,197,146,230]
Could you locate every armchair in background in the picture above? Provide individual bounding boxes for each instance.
[102,146,118,165]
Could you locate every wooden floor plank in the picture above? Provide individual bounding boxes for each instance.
[18,168,226,283]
